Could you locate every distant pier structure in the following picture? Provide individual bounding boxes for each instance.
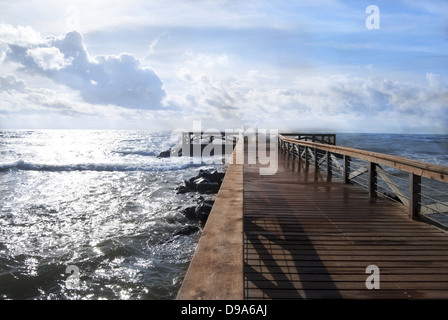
[174,131,336,158]
[178,131,238,157]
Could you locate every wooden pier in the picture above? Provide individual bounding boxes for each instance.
[177,133,448,300]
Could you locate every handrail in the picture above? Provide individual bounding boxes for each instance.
[278,134,448,183]
[280,133,336,145]
[278,133,448,223]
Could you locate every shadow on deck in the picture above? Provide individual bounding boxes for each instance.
[243,148,448,299]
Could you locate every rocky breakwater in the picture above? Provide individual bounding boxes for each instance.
[176,168,226,228]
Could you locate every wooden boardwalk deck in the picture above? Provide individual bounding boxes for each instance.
[244,146,448,299]
[178,136,448,300]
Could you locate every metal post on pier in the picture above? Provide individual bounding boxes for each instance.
[409,173,421,220]
[343,155,351,184]
[326,151,332,177]
[369,162,378,198]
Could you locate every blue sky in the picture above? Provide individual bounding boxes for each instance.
[0,0,447,133]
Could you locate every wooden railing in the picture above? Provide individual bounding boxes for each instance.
[176,131,238,157]
[280,133,336,145]
[182,131,238,145]
[278,134,448,226]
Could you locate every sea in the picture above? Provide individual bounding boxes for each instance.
[0,130,447,300]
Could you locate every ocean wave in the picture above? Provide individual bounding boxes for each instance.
[112,150,158,157]
[0,159,205,173]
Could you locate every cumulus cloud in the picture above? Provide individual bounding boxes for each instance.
[1,24,446,133]
[26,47,72,71]
[185,52,230,70]
[0,74,27,92]
[168,66,448,133]
[2,26,166,110]
[0,74,84,116]
[0,24,44,46]
[0,73,173,129]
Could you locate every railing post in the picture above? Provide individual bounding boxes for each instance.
[326,151,332,177]
[305,147,309,164]
[369,162,377,198]
[343,155,350,184]
[409,173,421,220]
[314,147,318,171]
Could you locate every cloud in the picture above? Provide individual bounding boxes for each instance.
[0,74,27,92]
[26,47,72,71]
[2,26,166,110]
[148,31,168,55]
[185,52,230,70]
[167,66,448,133]
[0,73,173,129]
[0,74,86,116]
[0,24,43,46]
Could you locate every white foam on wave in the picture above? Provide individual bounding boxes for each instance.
[0,158,208,172]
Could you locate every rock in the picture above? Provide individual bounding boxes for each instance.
[176,169,225,194]
[184,179,195,190]
[192,170,224,194]
[191,169,225,184]
[195,203,213,223]
[197,196,215,207]
[175,185,191,194]
[157,149,171,158]
[197,169,225,183]
[193,176,209,186]
[177,169,225,224]
[174,225,200,236]
[181,200,214,224]
[182,206,197,220]
[157,146,183,158]
[195,204,212,226]
[196,181,220,194]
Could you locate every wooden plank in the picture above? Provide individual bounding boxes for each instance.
[244,259,448,268]
[245,248,448,257]
[246,243,448,251]
[245,264,448,276]
[244,266,448,275]
[245,280,448,290]
[245,288,448,300]
[245,253,448,261]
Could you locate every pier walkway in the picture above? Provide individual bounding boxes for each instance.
[177,134,448,300]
